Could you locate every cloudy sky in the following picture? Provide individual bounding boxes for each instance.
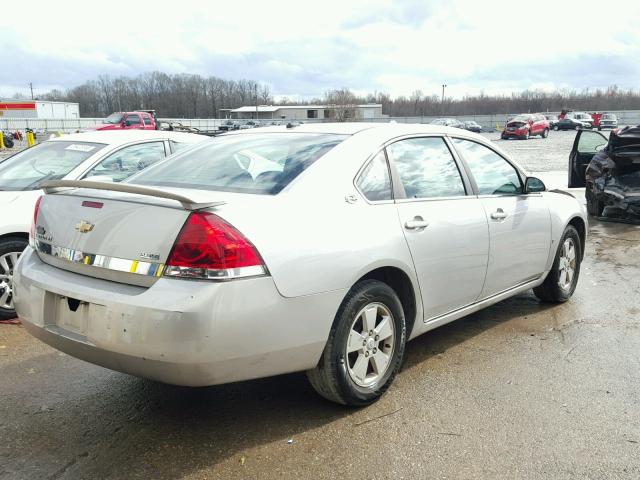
[2,0,640,100]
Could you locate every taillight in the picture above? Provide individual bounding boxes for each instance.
[29,196,43,246]
[164,212,267,280]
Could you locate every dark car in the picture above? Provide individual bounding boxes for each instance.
[463,120,482,133]
[501,114,550,140]
[557,116,590,131]
[544,114,559,130]
[568,127,640,216]
[430,118,465,129]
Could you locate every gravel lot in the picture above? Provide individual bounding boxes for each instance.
[2,127,638,480]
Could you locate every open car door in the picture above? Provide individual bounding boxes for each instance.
[568,130,608,187]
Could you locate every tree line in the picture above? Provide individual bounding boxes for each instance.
[27,72,640,118]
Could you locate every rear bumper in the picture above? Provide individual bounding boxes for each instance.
[14,248,345,386]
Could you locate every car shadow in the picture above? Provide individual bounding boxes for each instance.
[2,292,557,479]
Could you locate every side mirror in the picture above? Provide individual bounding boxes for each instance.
[525,176,546,193]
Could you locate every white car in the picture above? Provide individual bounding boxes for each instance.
[0,130,209,319]
[15,123,587,406]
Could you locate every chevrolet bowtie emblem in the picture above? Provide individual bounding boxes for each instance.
[75,220,95,233]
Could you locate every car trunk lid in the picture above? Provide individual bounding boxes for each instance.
[33,182,227,287]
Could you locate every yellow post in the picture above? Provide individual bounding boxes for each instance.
[496,122,501,131]
[27,131,35,147]
[0,132,4,150]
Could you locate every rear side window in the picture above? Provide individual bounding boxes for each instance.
[143,115,152,125]
[129,133,346,195]
[126,114,141,125]
[356,151,392,201]
[387,137,466,199]
[452,138,522,195]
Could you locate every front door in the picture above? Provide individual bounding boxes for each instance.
[568,130,608,187]
[451,138,552,298]
[387,136,489,320]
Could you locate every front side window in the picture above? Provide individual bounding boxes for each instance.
[387,137,466,199]
[129,133,346,195]
[84,142,166,182]
[356,151,392,201]
[126,114,141,125]
[0,141,105,190]
[577,131,608,154]
[452,138,522,195]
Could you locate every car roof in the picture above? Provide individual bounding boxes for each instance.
[233,122,479,137]
[46,130,210,145]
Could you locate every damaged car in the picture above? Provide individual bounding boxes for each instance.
[569,126,640,216]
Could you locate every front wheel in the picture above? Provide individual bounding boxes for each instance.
[542,128,549,138]
[533,226,581,303]
[307,279,406,406]
[0,237,28,320]
[553,125,559,131]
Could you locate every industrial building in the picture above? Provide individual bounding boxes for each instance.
[0,100,80,119]
[226,104,384,120]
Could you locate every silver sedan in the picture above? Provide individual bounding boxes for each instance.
[14,123,586,406]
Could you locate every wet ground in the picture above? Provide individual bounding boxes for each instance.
[1,128,639,479]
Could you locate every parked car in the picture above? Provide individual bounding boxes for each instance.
[463,120,482,133]
[0,130,208,319]
[544,114,559,130]
[96,112,156,131]
[218,120,241,132]
[568,112,594,129]
[556,116,591,131]
[430,118,465,129]
[15,123,586,406]
[568,126,640,216]
[598,113,618,131]
[501,114,550,140]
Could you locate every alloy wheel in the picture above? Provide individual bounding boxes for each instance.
[557,238,577,291]
[0,251,21,310]
[346,302,395,387]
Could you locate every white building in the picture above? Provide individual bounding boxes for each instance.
[0,100,80,119]
[227,104,384,121]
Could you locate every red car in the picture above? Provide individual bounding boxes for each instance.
[501,114,550,140]
[96,111,156,131]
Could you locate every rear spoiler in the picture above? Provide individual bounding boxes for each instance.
[40,180,225,211]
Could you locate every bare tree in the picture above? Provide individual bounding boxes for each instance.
[324,88,359,122]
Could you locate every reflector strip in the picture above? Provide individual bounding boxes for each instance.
[35,239,165,278]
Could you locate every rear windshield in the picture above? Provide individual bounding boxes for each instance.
[0,141,105,191]
[129,133,346,194]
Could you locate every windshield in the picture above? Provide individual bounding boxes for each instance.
[511,115,531,122]
[103,113,124,124]
[129,133,346,195]
[603,114,616,119]
[0,141,105,191]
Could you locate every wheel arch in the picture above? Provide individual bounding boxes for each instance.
[355,265,420,339]
[567,216,586,260]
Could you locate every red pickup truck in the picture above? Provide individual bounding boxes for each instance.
[96,111,156,131]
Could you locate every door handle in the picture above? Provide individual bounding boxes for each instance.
[404,218,429,230]
[490,208,508,220]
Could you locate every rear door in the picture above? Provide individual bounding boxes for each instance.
[451,137,551,298]
[388,136,489,320]
[568,130,608,187]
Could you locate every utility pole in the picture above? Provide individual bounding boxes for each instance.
[29,82,34,100]
[441,84,447,115]
[255,84,259,120]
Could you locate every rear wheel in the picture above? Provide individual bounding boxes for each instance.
[533,226,581,303]
[0,237,28,320]
[307,279,406,406]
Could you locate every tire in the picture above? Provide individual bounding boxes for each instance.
[3,136,14,148]
[598,126,602,131]
[533,226,581,303]
[0,237,28,320]
[542,128,549,138]
[553,125,559,131]
[586,192,604,217]
[307,279,406,406]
